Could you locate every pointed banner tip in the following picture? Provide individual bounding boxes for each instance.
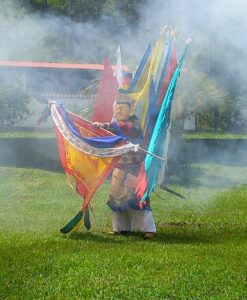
[186,38,192,45]
[60,211,83,234]
[160,185,186,199]
[84,208,91,230]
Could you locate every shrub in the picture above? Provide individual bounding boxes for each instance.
[0,85,31,127]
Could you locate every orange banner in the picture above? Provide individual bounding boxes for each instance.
[55,111,121,210]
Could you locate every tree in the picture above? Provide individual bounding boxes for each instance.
[171,70,228,133]
[42,0,48,8]
[65,0,107,22]
[0,85,31,127]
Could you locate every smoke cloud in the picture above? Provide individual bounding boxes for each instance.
[0,0,247,190]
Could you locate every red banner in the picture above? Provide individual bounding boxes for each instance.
[92,57,118,123]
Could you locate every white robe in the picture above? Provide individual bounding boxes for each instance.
[112,208,156,233]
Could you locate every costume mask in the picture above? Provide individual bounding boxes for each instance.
[113,103,131,121]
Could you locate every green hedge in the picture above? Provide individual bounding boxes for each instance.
[0,138,62,172]
[1,138,247,172]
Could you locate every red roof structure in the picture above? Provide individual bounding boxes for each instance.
[0,61,128,71]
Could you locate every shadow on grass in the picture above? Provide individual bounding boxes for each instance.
[69,231,125,244]
[154,231,213,245]
[153,222,247,245]
[67,228,213,245]
[62,219,247,245]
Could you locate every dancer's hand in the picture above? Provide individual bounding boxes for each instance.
[92,122,102,128]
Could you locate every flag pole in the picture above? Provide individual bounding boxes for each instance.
[138,146,167,163]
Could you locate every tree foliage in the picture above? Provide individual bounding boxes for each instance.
[171,70,228,134]
[29,0,146,25]
[7,0,246,134]
[0,85,31,127]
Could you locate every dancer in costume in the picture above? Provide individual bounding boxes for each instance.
[94,94,156,239]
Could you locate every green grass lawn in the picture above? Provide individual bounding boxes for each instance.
[184,132,247,139]
[0,165,247,299]
[0,131,55,138]
[1,130,247,140]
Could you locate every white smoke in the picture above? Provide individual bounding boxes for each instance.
[0,0,246,202]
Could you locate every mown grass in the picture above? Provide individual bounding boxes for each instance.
[0,131,55,138]
[1,130,247,140]
[184,132,247,139]
[0,165,247,299]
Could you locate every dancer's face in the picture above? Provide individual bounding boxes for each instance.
[113,103,131,121]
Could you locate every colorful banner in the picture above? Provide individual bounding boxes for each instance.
[157,44,177,107]
[136,43,190,201]
[92,57,118,123]
[53,105,124,210]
